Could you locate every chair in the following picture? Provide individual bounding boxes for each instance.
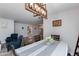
[6,37,13,51]
[11,34,18,41]
[74,36,79,56]
[6,33,23,51]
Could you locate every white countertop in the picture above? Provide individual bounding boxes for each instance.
[15,40,68,56]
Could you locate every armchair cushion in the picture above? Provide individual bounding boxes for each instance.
[10,42,20,49]
[6,37,12,43]
[11,33,18,41]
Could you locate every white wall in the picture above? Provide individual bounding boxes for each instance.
[43,15,58,38]
[14,23,28,37]
[0,18,14,43]
[14,22,40,37]
[44,8,79,55]
[31,26,40,36]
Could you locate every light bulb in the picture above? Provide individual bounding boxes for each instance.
[30,3,33,8]
[37,7,40,13]
[30,3,33,6]
[35,4,38,11]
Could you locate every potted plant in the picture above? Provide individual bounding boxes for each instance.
[45,36,55,45]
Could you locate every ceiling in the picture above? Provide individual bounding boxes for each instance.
[47,3,79,16]
[0,3,79,24]
[0,3,43,24]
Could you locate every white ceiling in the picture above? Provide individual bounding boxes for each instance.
[47,3,79,15]
[0,3,43,24]
[0,3,79,24]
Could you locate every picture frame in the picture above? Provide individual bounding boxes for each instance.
[52,19,62,27]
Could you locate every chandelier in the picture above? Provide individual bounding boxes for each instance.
[25,3,47,19]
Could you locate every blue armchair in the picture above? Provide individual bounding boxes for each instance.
[6,33,23,51]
